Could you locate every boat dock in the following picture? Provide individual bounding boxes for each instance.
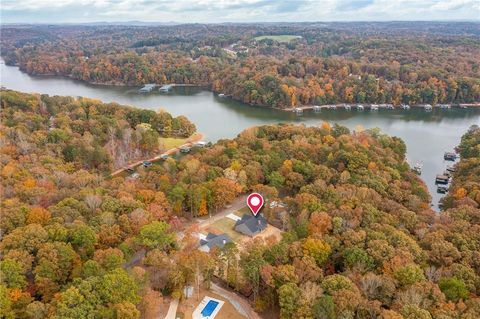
[139,84,156,92]
[159,84,173,92]
[286,102,479,113]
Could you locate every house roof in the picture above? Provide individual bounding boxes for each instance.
[234,214,267,236]
[200,233,232,250]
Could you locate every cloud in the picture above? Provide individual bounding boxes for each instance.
[335,0,374,11]
[1,0,478,23]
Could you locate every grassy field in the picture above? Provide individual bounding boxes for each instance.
[159,132,200,150]
[237,207,250,215]
[208,218,243,242]
[254,35,301,42]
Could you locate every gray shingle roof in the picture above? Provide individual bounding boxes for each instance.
[200,233,232,250]
[234,214,267,236]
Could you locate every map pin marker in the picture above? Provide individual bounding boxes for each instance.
[247,193,264,216]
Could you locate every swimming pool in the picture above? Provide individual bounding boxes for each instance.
[201,300,219,317]
[193,296,224,319]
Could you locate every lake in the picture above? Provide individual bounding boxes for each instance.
[2,60,479,209]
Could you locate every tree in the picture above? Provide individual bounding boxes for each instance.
[439,277,469,302]
[70,224,97,259]
[313,295,336,319]
[302,238,331,266]
[321,275,354,295]
[343,247,375,271]
[98,269,140,304]
[52,286,97,319]
[278,283,301,319]
[113,302,140,319]
[138,221,175,251]
[0,259,26,289]
[394,264,425,286]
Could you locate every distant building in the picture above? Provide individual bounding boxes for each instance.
[234,214,267,237]
[199,233,232,252]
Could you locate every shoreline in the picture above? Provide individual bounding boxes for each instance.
[5,61,479,111]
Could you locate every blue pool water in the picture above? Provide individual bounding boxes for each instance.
[201,300,219,317]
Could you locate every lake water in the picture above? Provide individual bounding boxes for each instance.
[2,60,479,209]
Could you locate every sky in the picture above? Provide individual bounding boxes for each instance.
[1,0,479,24]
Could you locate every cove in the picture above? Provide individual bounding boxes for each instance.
[2,60,479,209]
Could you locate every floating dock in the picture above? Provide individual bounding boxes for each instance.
[159,84,173,92]
[283,102,478,113]
[139,84,156,92]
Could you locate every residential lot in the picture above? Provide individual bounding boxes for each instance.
[199,206,283,249]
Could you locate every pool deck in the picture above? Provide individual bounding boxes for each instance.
[192,296,224,319]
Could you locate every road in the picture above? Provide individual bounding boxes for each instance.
[164,299,179,319]
[110,132,204,177]
[211,282,261,319]
[196,195,248,229]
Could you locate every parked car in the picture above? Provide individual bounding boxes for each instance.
[143,161,152,167]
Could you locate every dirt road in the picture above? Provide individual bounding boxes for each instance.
[211,282,261,319]
[110,132,205,177]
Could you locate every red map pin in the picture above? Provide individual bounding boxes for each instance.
[247,193,264,216]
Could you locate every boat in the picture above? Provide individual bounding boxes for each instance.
[180,146,191,153]
[386,104,394,110]
[446,165,456,173]
[401,104,410,110]
[413,163,422,175]
[357,104,364,111]
[344,104,351,110]
[313,105,321,112]
[435,174,450,184]
[371,104,379,111]
[330,104,337,110]
[194,141,207,148]
[143,160,152,167]
[218,93,226,97]
[424,104,433,112]
[444,152,457,161]
[437,186,448,194]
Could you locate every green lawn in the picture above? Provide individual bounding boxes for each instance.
[159,132,200,150]
[209,218,243,242]
[237,207,250,216]
[254,35,302,43]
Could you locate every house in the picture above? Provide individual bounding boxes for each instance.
[234,214,267,237]
[199,233,232,252]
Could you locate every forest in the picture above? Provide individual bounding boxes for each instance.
[1,22,479,108]
[1,90,479,318]
[0,90,196,172]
